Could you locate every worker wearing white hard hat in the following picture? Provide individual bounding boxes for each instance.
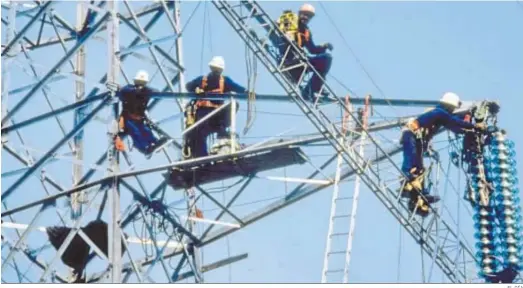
[399,92,486,217]
[208,56,225,72]
[114,69,171,158]
[182,56,250,159]
[134,70,149,86]
[280,3,334,102]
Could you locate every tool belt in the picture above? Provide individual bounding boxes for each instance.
[194,99,222,109]
[118,113,149,133]
[402,119,424,140]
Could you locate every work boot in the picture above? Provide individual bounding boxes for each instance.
[300,86,313,101]
[313,90,336,104]
[421,194,440,204]
[408,197,430,217]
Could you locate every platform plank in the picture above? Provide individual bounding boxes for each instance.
[164,147,306,189]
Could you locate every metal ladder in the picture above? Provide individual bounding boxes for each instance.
[211,0,478,283]
[321,96,370,283]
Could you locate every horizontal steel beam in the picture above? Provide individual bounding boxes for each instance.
[1,1,53,56]
[1,11,110,125]
[174,253,248,282]
[0,135,324,217]
[1,96,111,201]
[104,145,403,276]
[1,93,107,134]
[0,116,408,218]
[150,92,455,107]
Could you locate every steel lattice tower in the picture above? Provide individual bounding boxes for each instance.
[2,0,521,283]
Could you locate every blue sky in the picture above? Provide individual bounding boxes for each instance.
[1,0,523,284]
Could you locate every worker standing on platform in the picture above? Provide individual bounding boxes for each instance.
[278,3,333,102]
[400,92,486,216]
[183,56,248,159]
[114,70,170,158]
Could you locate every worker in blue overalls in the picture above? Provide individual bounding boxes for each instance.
[183,56,248,159]
[114,70,170,158]
[280,4,334,102]
[400,92,486,216]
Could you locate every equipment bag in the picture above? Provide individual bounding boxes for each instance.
[277,10,299,43]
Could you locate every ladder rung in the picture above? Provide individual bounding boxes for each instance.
[333,214,350,219]
[330,232,349,237]
[335,197,352,201]
[326,269,344,274]
[328,250,346,255]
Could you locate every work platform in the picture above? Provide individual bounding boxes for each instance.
[163,146,307,189]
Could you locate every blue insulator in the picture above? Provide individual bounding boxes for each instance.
[500,206,516,214]
[474,219,492,227]
[476,251,493,259]
[506,246,519,255]
[475,231,497,240]
[497,196,520,207]
[493,180,513,189]
[502,140,516,148]
[495,245,506,256]
[491,135,507,143]
[507,255,520,266]
[505,236,518,246]
[495,194,513,203]
[493,174,518,184]
[475,224,495,232]
[473,213,495,222]
[491,152,512,161]
[475,240,495,250]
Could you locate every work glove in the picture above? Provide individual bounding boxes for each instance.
[322,42,333,51]
[195,87,205,94]
[114,136,126,151]
[475,122,487,131]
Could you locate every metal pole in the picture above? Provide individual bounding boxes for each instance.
[2,2,17,144]
[173,0,186,108]
[173,0,202,282]
[107,0,122,283]
[72,0,86,220]
[230,97,236,153]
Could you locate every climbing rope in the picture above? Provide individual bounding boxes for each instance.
[243,21,258,136]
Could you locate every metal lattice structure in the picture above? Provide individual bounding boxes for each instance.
[2,0,520,283]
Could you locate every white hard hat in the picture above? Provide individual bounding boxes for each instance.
[439,92,461,108]
[134,70,149,83]
[209,56,225,70]
[299,3,315,15]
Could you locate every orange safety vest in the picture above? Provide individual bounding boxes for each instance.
[195,75,225,108]
[296,29,310,48]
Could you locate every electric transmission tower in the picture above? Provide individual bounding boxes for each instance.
[2,0,521,284]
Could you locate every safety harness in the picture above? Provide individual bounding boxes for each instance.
[194,75,225,108]
[183,75,226,159]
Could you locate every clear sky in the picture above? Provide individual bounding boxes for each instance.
[1,0,523,284]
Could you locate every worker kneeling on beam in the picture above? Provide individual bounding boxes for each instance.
[278,3,333,102]
[400,92,486,216]
[183,56,249,159]
[114,70,171,158]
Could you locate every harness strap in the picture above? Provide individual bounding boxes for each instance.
[201,75,224,93]
[297,29,310,48]
[196,75,225,108]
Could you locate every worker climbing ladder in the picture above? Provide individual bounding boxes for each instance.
[211,0,479,283]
